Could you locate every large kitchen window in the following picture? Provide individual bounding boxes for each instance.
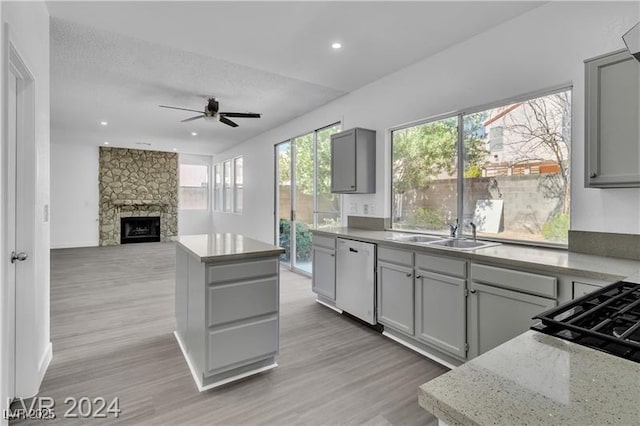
[392,87,572,245]
[179,163,209,210]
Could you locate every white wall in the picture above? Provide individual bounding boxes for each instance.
[178,153,213,235]
[212,1,640,244]
[50,143,99,248]
[0,0,50,412]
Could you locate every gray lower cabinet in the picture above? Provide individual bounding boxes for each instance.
[311,246,336,300]
[175,244,280,390]
[467,275,556,358]
[377,261,414,335]
[415,270,466,359]
[311,235,336,301]
[573,281,601,299]
[585,49,640,187]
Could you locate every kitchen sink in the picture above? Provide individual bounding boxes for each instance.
[428,239,500,250]
[386,234,445,243]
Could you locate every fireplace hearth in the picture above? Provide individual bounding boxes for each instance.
[120,216,161,244]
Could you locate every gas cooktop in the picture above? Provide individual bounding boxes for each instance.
[532,280,640,363]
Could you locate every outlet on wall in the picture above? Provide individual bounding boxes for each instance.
[363,204,369,215]
[350,202,358,214]
[369,204,375,215]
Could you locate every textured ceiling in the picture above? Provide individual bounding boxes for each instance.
[49,1,543,155]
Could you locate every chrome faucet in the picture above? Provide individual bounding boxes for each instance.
[470,222,477,241]
[449,219,459,238]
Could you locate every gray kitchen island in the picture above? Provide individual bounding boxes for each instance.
[174,233,285,391]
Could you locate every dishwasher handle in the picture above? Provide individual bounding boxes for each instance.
[349,247,358,253]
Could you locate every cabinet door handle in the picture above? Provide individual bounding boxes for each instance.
[406,272,412,277]
[590,172,597,178]
[416,275,422,279]
[330,254,335,257]
[469,289,477,294]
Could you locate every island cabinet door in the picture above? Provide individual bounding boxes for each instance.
[311,245,336,300]
[467,282,556,359]
[415,270,466,359]
[377,261,414,336]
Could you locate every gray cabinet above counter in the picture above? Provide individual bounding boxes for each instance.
[331,128,376,193]
[585,49,640,188]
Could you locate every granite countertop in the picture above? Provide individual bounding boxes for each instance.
[418,330,640,426]
[312,227,640,282]
[176,233,285,263]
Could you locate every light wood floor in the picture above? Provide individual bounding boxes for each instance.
[16,242,447,425]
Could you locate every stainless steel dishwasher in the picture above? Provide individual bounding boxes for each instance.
[335,238,376,324]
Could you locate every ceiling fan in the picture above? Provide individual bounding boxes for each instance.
[159,98,261,128]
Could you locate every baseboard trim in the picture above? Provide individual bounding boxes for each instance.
[382,331,457,370]
[51,242,98,249]
[37,342,52,386]
[173,331,277,392]
[315,299,343,314]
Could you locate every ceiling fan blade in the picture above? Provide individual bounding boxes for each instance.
[219,116,239,127]
[181,115,205,122]
[159,105,204,114]
[219,112,261,118]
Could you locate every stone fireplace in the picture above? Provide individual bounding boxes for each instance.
[99,147,178,246]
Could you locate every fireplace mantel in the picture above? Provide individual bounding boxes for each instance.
[112,200,171,207]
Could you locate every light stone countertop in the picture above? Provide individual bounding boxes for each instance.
[312,227,640,282]
[418,330,640,426]
[176,233,285,263]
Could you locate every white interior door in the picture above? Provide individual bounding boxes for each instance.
[5,61,19,403]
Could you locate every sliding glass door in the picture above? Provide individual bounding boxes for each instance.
[275,123,341,275]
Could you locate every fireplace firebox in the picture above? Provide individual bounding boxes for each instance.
[120,216,161,244]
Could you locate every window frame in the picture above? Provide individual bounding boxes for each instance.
[233,156,243,214]
[222,160,232,213]
[389,84,573,248]
[213,163,222,212]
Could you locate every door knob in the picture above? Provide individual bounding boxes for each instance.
[469,288,477,294]
[11,251,28,263]
[590,172,597,178]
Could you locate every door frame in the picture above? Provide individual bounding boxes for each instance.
[2,22,40,405]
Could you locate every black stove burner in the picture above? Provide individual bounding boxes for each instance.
[532,281,640,363]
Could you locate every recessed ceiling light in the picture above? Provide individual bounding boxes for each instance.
[173,148,177,151]
[331,42,342,49]
[100,121,108,126]
[103,141,110,145]
[191,132,198,136]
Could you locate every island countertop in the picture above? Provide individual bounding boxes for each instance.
[176,233,285,263]
[418,330,640,426]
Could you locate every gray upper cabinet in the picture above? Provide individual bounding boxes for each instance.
[331,128,376,193]
[585,49,640,187]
